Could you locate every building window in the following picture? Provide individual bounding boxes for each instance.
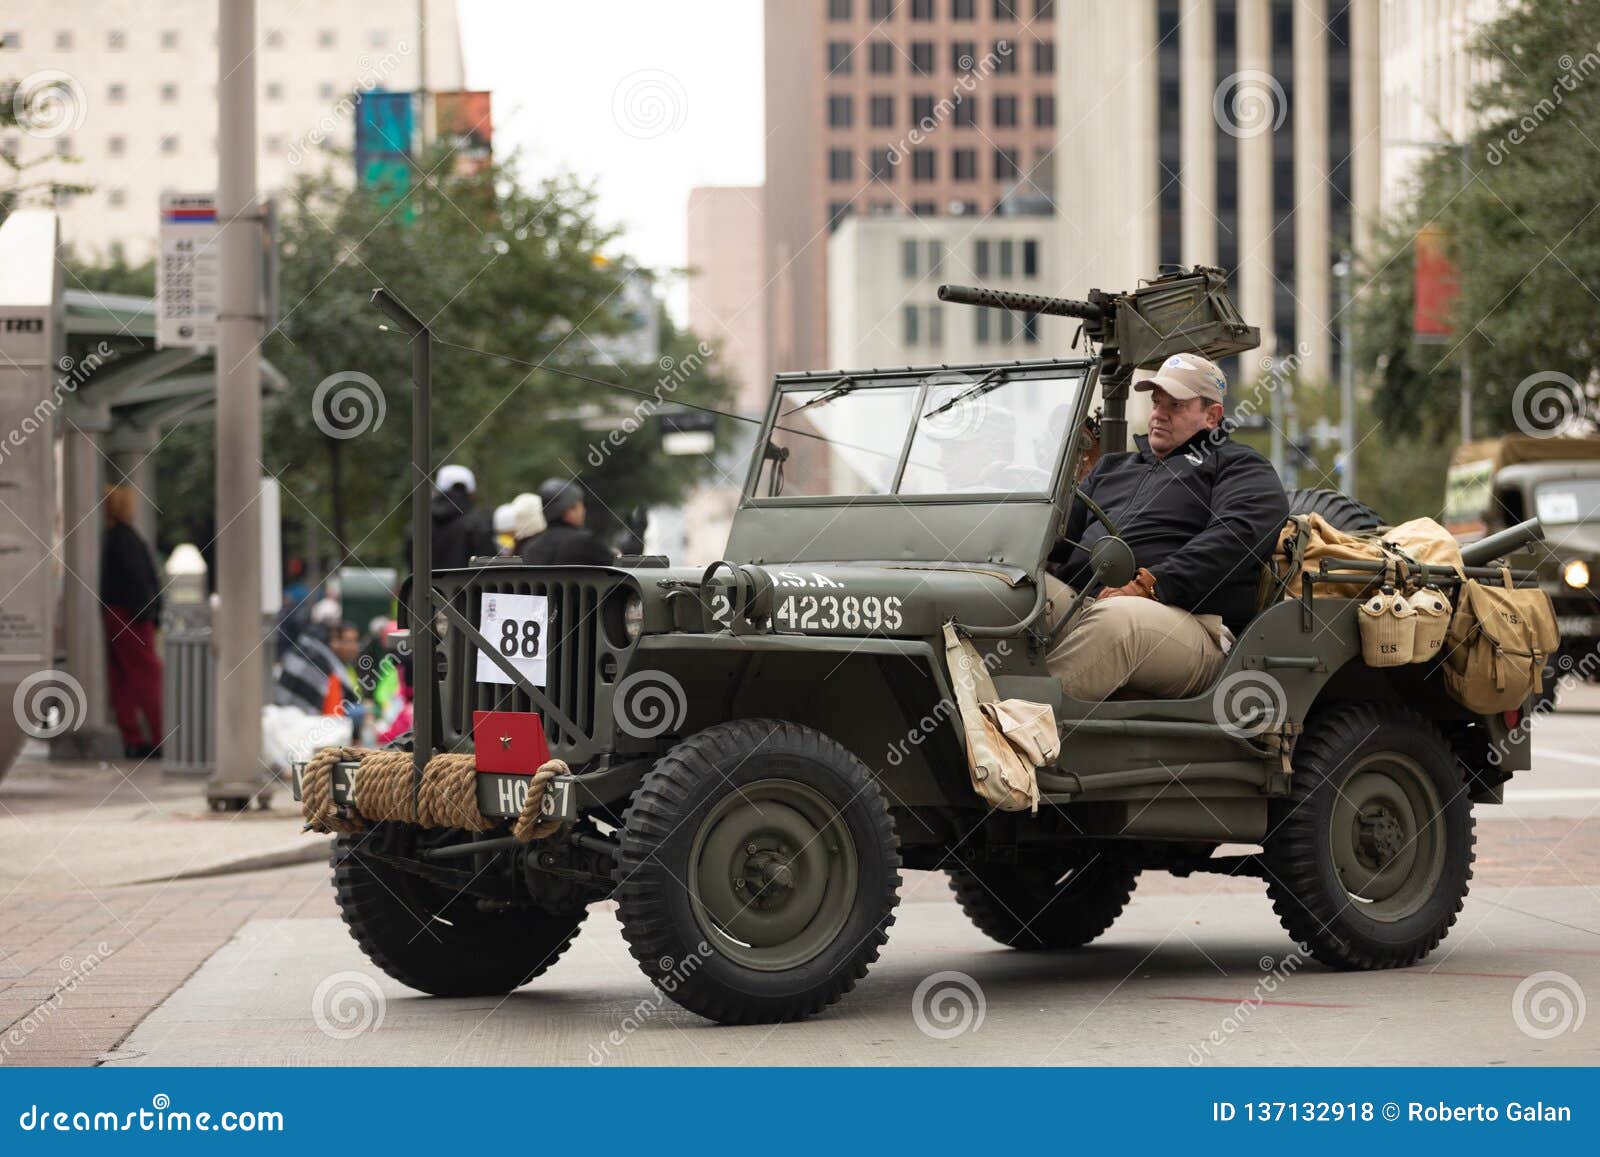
[975,306,990,343]
[318,28,337,48]
[994,147,1020,180]
[54,30,72,50]
[912,0,934,18]
[54,136,72,157]
[319,82,337,100]
[871,0,895,17]
[161,29,180,50]
[953,95,976,126]
[903,304,920,345]
[928,304,944,347]
[953,148,976,180]
[1022,312,1039,343]
[1035,0,1056,15]
[992,94,1017,127]
[827,41,853,72]
[1035,40,1056,73]
[265,28,284,48]
[902,238,920,278]
[911,95,935,126]
[911,149,936,181]
[975,239,990,277]
[160,83,178,103]
[107,135,125,156]
[994,0,1018,17]
[993,40,1017,73]
[828,201,853,231]
[108,83,126,103]
[951,41,975,72]
[265,135,285,153]
[869,41,894,74]
[828,0,851,18]
[54,188,75,209]
[999,308,1015,342]
[870,95,895,127]
[108,188,126,207]
[828,148,853,180]
[998,239,1015,276]
[926,239,944,275]
[828,94,854,127]
[870,148,894,180]
[265,82,284,102]
[161,135,179,154]
[107,29,126,50]
[1034,93,1056,127]
[1023,239,1039,277]
[368,29,387,47]
[952,0,975,18]
[911,200,937,216]
[910,41,934,74]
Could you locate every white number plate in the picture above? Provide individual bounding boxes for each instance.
[476,593,548,686]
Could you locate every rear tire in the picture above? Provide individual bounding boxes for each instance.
[1284,487,1384,533]
[614,719,901,1025]
[946,860,1139,949]
[333,823,586,997]
[1263,702,1474,970]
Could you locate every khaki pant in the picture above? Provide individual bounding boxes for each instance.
[1042,575,1228,702]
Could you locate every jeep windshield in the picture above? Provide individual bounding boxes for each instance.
[754,365,1086,500]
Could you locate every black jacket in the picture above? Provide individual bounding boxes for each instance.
[1050,427,1288,633]
[405,490,497,571]
[519,522,615,567]
[101,522,163,623]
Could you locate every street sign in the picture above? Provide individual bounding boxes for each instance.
[659,408,716,456]
[157,192,220,348]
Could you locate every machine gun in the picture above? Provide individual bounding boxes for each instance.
[938,265,1259,456]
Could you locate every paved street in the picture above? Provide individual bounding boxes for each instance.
[3,698,1598,1067]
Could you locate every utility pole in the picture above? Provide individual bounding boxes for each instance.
[1333,250,1357,497]
[207,0,266,807]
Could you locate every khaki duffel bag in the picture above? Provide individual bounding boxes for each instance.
[1441,569,1559,713]
[942,622,1051,813]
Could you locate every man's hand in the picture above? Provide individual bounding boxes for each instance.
[1097,567,1159,601]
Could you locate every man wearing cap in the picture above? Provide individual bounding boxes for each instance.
[404,463,497,571]
[1044,353,1288,701]
[520,477,616,566]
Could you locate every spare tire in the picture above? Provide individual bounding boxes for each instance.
[1285,487,1384,533]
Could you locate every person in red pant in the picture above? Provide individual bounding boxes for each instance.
[100,486,165,758]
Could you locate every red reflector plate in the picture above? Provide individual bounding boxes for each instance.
[472,710,552,773]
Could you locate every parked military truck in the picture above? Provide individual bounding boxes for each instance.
[1446,435,1600,706]
[296,268,1549,1025]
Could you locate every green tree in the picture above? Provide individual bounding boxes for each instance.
[153,147,731,572]
[1357,0,1600,443]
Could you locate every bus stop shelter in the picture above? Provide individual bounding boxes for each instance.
[0,209,286,772]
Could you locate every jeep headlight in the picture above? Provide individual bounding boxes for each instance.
[623,593,645,640]
[1563,559,1590,589]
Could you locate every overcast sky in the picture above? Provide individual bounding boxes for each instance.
[458,0,765,322]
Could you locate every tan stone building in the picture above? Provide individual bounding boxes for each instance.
[764,0,1063,379]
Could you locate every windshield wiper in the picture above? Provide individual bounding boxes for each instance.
[784,375,858,418]
[921,367,1006,421]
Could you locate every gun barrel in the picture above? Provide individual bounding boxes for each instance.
[1458,517,1544,568]
[937,283,1104,321]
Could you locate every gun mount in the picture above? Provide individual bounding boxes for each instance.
[938,265,1260,456]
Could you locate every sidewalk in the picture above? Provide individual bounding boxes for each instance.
[0,744,328,894]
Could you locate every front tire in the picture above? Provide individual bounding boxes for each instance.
[614,719,902,1024]
[946,860,1139,949]
[333,822,586,997]
[1263,703,1474,970]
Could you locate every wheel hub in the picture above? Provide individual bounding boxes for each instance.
[1329,757,1447,921]
[1356,807,1405,864]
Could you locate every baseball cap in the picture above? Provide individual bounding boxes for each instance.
[435,463,476,494]
[1135,353,1228,405]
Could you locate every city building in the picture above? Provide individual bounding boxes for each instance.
[1055,0,1383,388]
[687,186,768,416]
[0,0,464,261]
[764,0,1062,379]
[827,213,1067,368]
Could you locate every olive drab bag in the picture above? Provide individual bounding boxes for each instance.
[1441,569,1559,714]
[942,622,1051,813]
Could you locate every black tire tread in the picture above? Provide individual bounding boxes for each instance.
[946,861,1139,950]
[1284,487,1384,533]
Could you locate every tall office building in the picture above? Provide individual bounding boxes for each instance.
[0,0,464,261]
[764,0,1062,378]
[1056,0,1383,387]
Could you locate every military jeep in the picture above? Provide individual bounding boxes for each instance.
[300,269,1547,1025]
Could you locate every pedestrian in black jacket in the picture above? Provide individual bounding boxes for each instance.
[1044,353,1289,701]
[520,478,616,566]
[100,486,165,757]
[404,464,497,571]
